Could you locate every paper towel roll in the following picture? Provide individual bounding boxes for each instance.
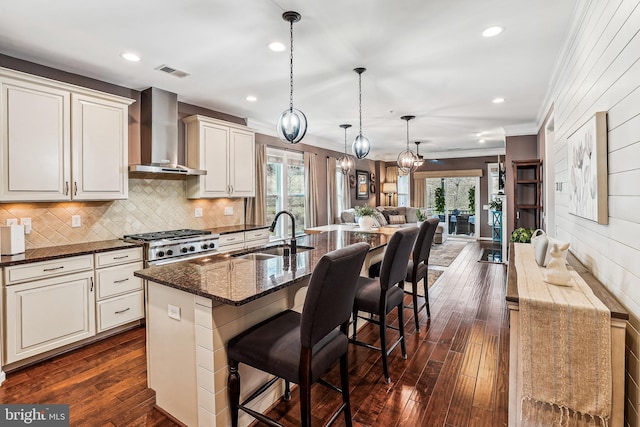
[1,225,25,255]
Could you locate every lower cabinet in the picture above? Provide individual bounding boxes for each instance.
[94,248,144,333]
[2,247,144,366]
[218,229,270,253]
[4,270,95,363]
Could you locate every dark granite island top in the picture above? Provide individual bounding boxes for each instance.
[134,230,391,305]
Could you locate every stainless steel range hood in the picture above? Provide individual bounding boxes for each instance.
[129,87,206,175]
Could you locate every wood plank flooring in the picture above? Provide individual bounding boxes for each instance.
[0,240,508,426]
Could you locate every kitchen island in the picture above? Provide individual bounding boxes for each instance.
[134,230,391,427]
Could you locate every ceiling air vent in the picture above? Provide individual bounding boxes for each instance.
[155,64,190,78]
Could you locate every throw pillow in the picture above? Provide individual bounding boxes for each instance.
[373,211,388,226]
[388,214,406,225]
[381,209,400,223]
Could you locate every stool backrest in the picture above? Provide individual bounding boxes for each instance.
[379,227,419,290]
[413,218,440,266]
[301,242,370,348]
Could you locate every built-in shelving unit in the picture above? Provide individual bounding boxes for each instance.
[512,159,542,230]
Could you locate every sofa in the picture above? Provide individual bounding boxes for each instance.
[339,206,447,243]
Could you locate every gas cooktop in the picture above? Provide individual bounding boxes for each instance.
[123,229,211,242]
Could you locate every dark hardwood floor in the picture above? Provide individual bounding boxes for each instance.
[0,240,508,427]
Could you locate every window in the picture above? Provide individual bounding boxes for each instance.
[335,166,347,214]
[397,174,410,207]
[266,147,305,239]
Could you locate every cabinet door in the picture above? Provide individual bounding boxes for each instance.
[229,128,255,197]
[186,122,229,198]
[0,77,70,201]
[72,94,129,200]
[4,271,96,363]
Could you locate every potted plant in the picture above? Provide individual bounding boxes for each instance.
[510,227,535,243]
[434,187,445,215]
[354,205,377,230]
[489,197,502,211]
[416,209,428,227]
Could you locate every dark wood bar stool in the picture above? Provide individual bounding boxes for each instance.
[350,227,419,383]
[404,218,439,331]
[227,242,370,427]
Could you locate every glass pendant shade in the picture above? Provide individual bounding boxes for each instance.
[277,108,307,143]
[338,123,355,174]
[397,115,417,174]
[352,134,370,159]
[277,11,307,144]
[352,67,370,159]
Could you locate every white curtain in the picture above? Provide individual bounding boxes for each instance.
[304,152,318,227]
[246,144,266,225]
[327,157,339,224]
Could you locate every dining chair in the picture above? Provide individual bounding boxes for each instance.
[350,227,419,383]
[227,242,370,427]
[404,218,439,331]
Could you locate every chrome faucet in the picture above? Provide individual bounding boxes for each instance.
[269,210,297,255]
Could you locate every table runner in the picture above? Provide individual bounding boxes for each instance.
[514,243,611,426]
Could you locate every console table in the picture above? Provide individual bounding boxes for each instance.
[506,243,627,427]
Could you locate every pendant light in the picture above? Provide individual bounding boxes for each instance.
[337,124,355,174]
[277,11,307,144]
[414,141,425,168]
[352,67,370,159]
[397,115,418,174]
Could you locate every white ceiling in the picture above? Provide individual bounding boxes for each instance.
[0,0,577,161]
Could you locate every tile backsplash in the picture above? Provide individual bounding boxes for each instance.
[0,177,246,249]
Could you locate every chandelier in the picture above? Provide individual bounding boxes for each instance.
[276,11,307,144]
[396,115,417,173]
[337,124,355,174]
[351,67,370,159]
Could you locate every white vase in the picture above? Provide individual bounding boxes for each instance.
[358,216,375,230]
[417,220,425,228]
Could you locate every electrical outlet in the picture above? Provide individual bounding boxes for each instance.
[224,206,234,216]
[482,205,489,210]
[20,218,32,234]
[168,304,181,320]
[71,215,81,228]
[194,207,203,218]
[6,218,18,226]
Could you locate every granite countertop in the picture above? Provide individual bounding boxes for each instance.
[134,230,391,306]
[206,224,269,235]
[0,239,143,268]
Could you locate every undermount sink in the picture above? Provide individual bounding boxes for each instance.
[234,253,280,261]
[232,244,314,261]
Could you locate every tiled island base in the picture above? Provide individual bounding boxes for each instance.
[146,280,308,427]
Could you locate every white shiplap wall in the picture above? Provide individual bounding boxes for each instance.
[544,0,640,424]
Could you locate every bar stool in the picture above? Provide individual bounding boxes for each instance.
[404,218,439,331]
[227,242,370,427]
[350,227,419,383]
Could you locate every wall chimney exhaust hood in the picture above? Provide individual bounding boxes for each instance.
[129,87,206,175]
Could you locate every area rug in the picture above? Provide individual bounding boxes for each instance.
[429,240,468,267]
[403,269,443,296]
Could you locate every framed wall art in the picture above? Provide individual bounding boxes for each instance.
[356,170,369,200]
[567,111,608,224]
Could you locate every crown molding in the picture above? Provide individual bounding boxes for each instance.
[502,123,538,137]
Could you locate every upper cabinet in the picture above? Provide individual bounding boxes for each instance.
[0,67,134,202]
[184,115,255,199]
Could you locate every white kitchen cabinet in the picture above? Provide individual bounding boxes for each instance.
[184,115,255,199]
[4,267,95,364]
[217,229,270,253]
[94,247,144,333]
[0,67,134,202]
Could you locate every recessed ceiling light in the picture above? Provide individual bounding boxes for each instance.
[482,26,504,37]
[246,95,257,102]
[492,97,505,104]
[479,139,486,143]
[120,52,141,62]
[268,41,286,52]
